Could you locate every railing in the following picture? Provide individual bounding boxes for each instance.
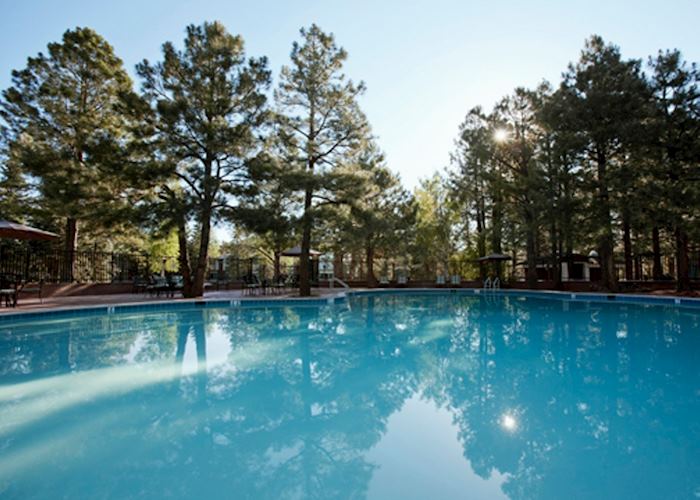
[330,277,350,289]
[206,258,301,282]
[0,251,302,285]
[0,248,154,283]
[0,248,381,286]
[483,277,500,289]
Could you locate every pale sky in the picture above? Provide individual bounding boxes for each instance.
[2,0,699,190]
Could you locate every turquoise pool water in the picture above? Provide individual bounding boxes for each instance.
[0,292,698,499]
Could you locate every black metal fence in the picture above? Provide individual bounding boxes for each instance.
[0,248,326,285]
[207,257,304,281]
[0,248,152,283]
[206,256,319,287]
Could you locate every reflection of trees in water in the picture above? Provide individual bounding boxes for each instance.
[423,297,700,500]
[1,303,416,498]
[0,313,176,381]
[0,296,698,498]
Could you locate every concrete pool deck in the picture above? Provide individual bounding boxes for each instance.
[0,287,350,314]
[1,286,698,316]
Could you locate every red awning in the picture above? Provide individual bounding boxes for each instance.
[0,220,59,241]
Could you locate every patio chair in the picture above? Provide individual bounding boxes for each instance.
[287,273,300,292]
[436,275,446,286]
[146,275,170,296]
[272,275,287,295]
[283,274,299,292]
[167,274,184,297]
[397,275,408,286]
[0,274,20,308]
[256,276,269,295]
[379,275,390,286]
[450,275,461,286]
[133,276,149,294]
[244,275,261,296]
[20,279,44,304]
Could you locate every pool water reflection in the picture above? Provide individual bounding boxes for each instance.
[0,293,698,499]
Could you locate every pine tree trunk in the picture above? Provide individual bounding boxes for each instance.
[596,148,618,292]
[668,254,675,277]
[177,213,193,297]
[334,252,344,279]
[366,239,376,287]
[350,252,357,280]
[563,176,574,257]
[622,214,633,281]
[299,186,313,297]
[525,214,538,289]
[64,217,78,282]
[490,191,504,280]
[491,191,503,254]
[552,220,562,289]
[675,226,690,291]
[299,91,317,298]
[476,204,486,280]
[652,226,663,280]
[273,252,281,280]
[191,206,212,298]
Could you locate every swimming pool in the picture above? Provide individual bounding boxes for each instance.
[0,291,698,499]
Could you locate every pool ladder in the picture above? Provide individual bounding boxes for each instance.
[330,277,350,289]
[483,277,500,290]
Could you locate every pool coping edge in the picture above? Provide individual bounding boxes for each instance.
[1,288,699,324]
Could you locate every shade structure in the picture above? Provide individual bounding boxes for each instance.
[0,220,59,241]
[476,253,512,262]
[281,246,322,257]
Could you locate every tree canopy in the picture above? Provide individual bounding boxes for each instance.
[136,21,271,296]
[0,27,141,270]
[1,26,698,293]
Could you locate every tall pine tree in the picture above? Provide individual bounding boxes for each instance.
[275,24,369,296]
[137,21,270,297]
[1,27,139,279]
[558,36,649,291]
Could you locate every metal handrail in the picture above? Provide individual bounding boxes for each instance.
[331,277,350,289]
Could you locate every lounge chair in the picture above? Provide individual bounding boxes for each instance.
[379,276,390,286]
[436,275,446,286]
[450,275,461,286]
